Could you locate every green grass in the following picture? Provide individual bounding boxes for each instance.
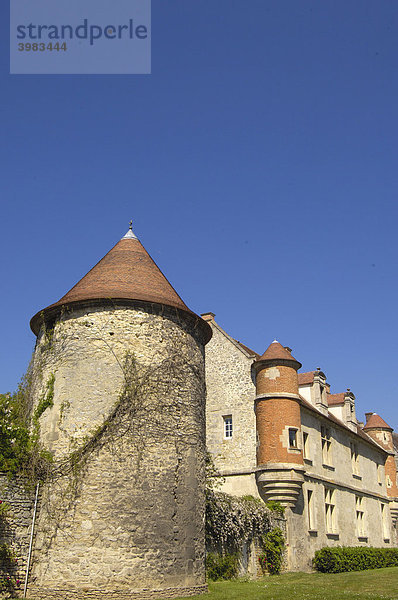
[175,567,398,600]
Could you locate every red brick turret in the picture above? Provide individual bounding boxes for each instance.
[253,340,305,507]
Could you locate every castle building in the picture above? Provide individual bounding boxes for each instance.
[202,313,398,570]
[3,227,397,592]
[26,226,212,599]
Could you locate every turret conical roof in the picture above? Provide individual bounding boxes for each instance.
[254,340,302,370]
[363,413,393,431]
[30,226,211,342]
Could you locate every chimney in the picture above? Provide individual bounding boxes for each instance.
[365,412,374,423]
[201,312,215,322]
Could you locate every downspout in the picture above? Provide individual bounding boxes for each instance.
[23,482,40,599]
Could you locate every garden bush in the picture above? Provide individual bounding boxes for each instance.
[313,546,398,573]
[206,552,239,580]
[258,527,285,575]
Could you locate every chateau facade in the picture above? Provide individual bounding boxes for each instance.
[203,314,398,570]
[2,227,397,596]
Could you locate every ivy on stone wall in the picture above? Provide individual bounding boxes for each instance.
[0,374,53,483]
[205,489,274,553]
[0,501,21,597]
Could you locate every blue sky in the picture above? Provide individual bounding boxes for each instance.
[1,1,398,427]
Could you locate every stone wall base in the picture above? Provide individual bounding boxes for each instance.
[26,584,208,600]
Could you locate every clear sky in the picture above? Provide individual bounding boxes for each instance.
[1,1,398,427]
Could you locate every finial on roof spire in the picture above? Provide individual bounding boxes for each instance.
[272,339,278,343]
[122,220,138,240]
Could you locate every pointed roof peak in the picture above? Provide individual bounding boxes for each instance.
[30,229,212,344]
[363,413,393,431]
[255,340,302,369]
[121,220,138,240]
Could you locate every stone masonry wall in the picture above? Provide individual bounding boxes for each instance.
[0,474,37,590]
[287,407,397,571]
[205,320,257,487]
[27,303,208,599]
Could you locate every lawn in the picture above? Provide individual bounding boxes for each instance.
[176,567,398,600]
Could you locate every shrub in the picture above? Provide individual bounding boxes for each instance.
[205,490,276,552]
[206,552,239,580]
[313,546,398,573]
[258,527,285,575]
[265,500,285,516]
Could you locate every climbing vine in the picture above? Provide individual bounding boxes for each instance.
[0,371,54,485]
[258,527,285,575]
[205,489,274,552]
[0,502,20,597]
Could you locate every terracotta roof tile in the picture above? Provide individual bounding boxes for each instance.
[30,233,211,342]
[234,341,260,358]
[257,341,301,367]
[327,393,345,406]
[363,413,393,431]
[298,371,315,386]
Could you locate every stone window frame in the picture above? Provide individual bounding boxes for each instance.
[355,495,366,538]
[307,488,316,531]
[377,463,383,486]
[321,425,332,467]
[302,430,311,463]
[288,428,298,449]
[350,441,359,476]
[324,486,337,534]
[223,415,233,439]
[381,502,390,542]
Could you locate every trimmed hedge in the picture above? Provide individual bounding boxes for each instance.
[314,547,398,573]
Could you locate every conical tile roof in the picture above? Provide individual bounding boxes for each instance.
[363,413,393,431]
[259,340,299,362]
[30,227,211,342]
[255,340,302,369]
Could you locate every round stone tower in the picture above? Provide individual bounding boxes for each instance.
[253,340,305,507]
[363,413,398,526]
[27,225,212,599]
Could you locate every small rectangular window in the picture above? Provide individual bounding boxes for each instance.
[350,442,359,475]
[381,503,389,540]
[223,415,233,439]
[324,487,336,533]
[377,464,383,485]
[307,489,315,530]
[289,428,297,448]
[321,426,332,465]
[355,495,365,537]
[303,432,309,460]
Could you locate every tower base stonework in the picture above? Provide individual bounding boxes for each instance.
[28,304,208,599]
[28,585,208,600]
